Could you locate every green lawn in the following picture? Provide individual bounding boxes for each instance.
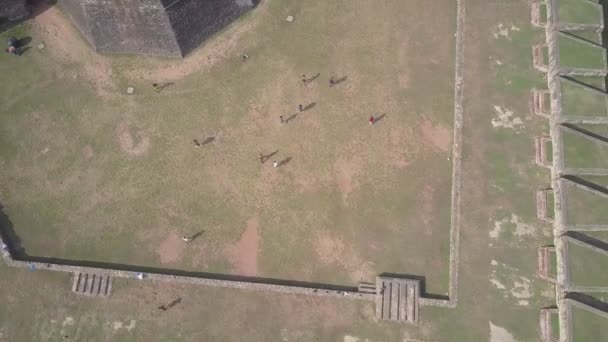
[563,181,608,225]
[547,191,555,220]
[561,80,607,117]
[571,303,608,342]
[563,30,602,46]
[567,240,608,287]
[558,0,603,25]
[550,310,560,341]
[563,130,608,169]
[565,75,606,92]
[559,34,606,69]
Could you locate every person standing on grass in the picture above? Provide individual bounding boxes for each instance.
[182,236,192,243]
[299,104,303,112]
[193,139,201,147]
[273,160,278,168]
[280,115,285,124]
[369,116,375,125]
[152,83,161,93]
[329,76,335,87]
[302,74,307,84]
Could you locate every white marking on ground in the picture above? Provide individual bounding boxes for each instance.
[495,60,503,65]
[490,220,503,239]
[491,106,524,131]
[511,277,532,300]
[490,214,536,241]
[518,300,530,306]
[125,320,136,332]
[62,317,74,327]
[511,214,536,237]
[493,24,520,39]
[113,322,123,330]
[344,336,371,342]
[490,277,507,290]
[491,259,498,266]
[490,322,519,342]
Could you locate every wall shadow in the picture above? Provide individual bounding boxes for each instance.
[0,0,56,34]
[0,202,25,258]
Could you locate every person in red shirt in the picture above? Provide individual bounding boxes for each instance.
[369,116,375,125]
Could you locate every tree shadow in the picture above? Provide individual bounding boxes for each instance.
[278,157,292,167]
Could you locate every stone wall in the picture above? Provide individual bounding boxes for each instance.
[166,0,258,56]
[56,0,258,57]
[0,0,29,21]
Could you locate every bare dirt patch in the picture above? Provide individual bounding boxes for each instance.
[420,119,452,152]
[82,145,94,160]
[126,2,267,82]
[116,122,150,156]
[315,233,345,264]
[489,322,518,342]
[31,6,115,97]
[226,216,259,276]
[334,157,363,200]
[314,231,375,282]
[157,232,184,264]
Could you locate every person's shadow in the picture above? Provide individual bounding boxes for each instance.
[15,36,32,55]
[374,114,386,124]
[261,150,278,163]
[278,157,292,167]
[333,76,348,86]
[188,231,205,241]
[303,102,316,111]
[285,113,297,123]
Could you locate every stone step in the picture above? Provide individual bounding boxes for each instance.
[72,272,112,297]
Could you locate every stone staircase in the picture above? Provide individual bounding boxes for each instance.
[72,272,112,297]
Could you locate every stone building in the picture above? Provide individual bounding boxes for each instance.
[59,0,259,57]
[0,0,29,22]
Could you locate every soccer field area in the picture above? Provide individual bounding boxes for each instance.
[0,0,564,341]
[1,0,455,291]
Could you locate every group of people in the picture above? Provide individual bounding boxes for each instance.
[6,37,21,56]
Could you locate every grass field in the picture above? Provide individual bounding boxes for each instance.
[563,130,608,169]
[560,80,608,117]
[0,0,456,291]
[563,182,608,225]
[557,0,603,25]
[567,240,608,287]
[558,34,606,69]
[571,303,608,342]
[0,0,558,341]
[564,31,602,46]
